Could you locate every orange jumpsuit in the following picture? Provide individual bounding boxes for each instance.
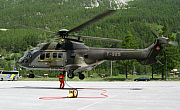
[59,74,65,88]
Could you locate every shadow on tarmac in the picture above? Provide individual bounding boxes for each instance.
[14,87,72,90]
[13,86,143,90]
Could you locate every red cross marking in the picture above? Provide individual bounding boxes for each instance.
[156,46,160,51]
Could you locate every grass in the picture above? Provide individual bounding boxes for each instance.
[18,74,180,81]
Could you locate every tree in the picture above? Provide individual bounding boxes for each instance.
[117,31,138,79]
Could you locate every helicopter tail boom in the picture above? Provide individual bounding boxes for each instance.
[103,37,169,65]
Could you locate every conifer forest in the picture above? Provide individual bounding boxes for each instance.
[0,0,180,78]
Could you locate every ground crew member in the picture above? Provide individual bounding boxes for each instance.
[59,73,65,88]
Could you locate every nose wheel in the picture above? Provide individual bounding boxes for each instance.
[67,71,74,79]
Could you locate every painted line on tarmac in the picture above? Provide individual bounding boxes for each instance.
[77,90,125,110]
[39,88,108,100]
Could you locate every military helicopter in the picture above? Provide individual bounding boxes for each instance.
[0,10,175,80]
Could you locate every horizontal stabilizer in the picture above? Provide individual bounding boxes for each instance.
[137,58,157,65]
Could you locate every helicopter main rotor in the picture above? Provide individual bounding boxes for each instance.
[0,10,122,42]
[56,10,121,42]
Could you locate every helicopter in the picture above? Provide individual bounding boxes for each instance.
[0,10,175,80]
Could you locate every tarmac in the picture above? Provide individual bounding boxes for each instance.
[0,81,180,110]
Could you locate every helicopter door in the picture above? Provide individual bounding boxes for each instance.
[51,52,65,67]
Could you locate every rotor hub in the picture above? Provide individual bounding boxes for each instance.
[57,29,69,38]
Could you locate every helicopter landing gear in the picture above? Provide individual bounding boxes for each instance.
[79,73,85,80]
[67,71,74,79]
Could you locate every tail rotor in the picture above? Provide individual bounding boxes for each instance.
[150,28,178,47]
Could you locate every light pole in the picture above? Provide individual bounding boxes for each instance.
[111,61,112,76]
[13,58,15,71]
[166,55,168,81]
[66,72,67,82]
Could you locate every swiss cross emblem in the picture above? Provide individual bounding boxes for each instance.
[156,46,160,51]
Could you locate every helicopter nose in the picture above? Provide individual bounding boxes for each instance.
[18,57,24,65]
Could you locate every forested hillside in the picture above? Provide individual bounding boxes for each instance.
[0,0,180,77]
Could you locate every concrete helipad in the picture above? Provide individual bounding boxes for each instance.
[0,81,180,110]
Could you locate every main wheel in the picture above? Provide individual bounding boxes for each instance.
[29,74,34,78]
[79,73,85,80]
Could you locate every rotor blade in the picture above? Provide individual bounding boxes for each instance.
[144,42,153,48]
[68,10,116,33]
[168,41,178,47]
[163,27,172,37]
[150,28,159,38]
[163,27,169,37]
[37,36,59,42]
[71,35,122,42]
[0,19,56,34]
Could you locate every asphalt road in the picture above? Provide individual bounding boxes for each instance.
[0,81,180,110]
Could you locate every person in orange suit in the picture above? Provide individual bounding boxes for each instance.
[59,73,65,88]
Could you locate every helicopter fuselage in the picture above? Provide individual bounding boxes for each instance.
[18,37,168,74]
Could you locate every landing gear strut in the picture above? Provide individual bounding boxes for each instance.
[79,72,85,80]
[67,70,74,79]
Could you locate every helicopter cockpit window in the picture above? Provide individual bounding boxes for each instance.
[29,52,32,58]
[25,53,28,57]
[40,53,45,60]
[58,53,63,58]
[24,52,32,58]
[46,53,50,58]
[71,53,76,58]
[29,49,34,52]
[53,53,57,58]
[24,52,28,57]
